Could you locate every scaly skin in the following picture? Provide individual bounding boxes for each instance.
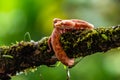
[49,18,94,67]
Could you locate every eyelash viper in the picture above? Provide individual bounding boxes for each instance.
[48,18,94,67]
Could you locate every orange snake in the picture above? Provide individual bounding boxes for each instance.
[49,18,94,67]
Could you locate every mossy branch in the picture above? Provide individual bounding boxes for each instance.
[61,26,120,58]
[0,26,120,79]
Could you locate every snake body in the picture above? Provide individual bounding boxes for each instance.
[50,18,94,67]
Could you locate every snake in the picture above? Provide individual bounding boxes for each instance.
[49,18,94,67]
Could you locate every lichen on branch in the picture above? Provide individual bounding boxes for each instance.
[0,25,120,79]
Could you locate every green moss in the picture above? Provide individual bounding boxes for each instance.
[60,26,120,58]
[2,55,13,59]
[101,34,108,40]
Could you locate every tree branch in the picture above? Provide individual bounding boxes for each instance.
[61,25,120,58]
[0,26,120,79]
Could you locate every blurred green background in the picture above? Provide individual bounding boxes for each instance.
[0,0,120,80]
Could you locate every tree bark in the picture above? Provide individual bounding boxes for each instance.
[0,25,120,79]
